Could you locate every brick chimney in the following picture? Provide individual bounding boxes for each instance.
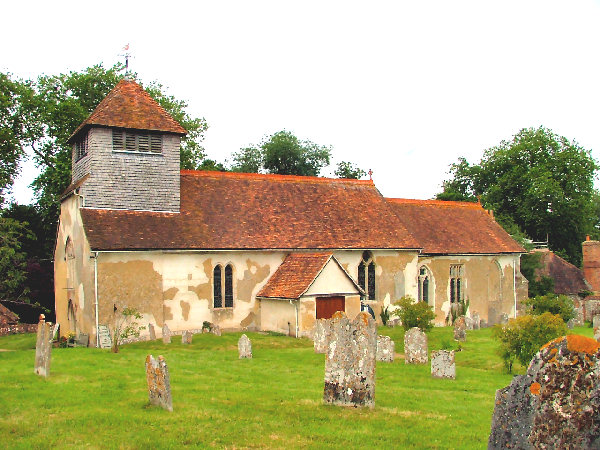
[583,238,600,293]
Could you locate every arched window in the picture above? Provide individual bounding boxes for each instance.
[450,264,464,303]
[358,251,376,300]
[418,266,431,303]
[224,264,233,308]
[213,265,222,308]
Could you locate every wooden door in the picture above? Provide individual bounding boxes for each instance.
[316,296,345,319]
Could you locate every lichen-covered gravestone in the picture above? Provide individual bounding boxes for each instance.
[313,319,332,354]
[500,313,509,325]
[431,350,455,379]
[404,327,428,364]
[211,324,222,336]
[162,324,171,344]
[593,314,600,330]
[181,330,192,344]
[323,311,377,408]
[145,354,173,412]
[148,323,156,340]
[34,315,52,377]
[472,312,480,330]
[488,335,600,449]
[464,317,474,330]
[594,326,600,342]
[453,317,466,342]
[376,335,395,362]
[238,334,252,359]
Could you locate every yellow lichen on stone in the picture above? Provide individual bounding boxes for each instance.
[566,335,600,355]
[530,382,541,396]
[541,336,565,351]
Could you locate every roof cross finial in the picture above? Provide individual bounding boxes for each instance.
[368,169,373,180]
[120,43,132,79]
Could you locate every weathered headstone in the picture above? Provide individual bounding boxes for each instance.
[145,354,173,412]
[238,334,252,359]
[181,330,192,344]
[148,323,156,340]
[98,324,113,349]
[162,323,171,344]
[464,316,474,331]
[211,324,222,336]
[567,319,575,330]
[593,314,600,330]
[34,315,52,377]
[574,306,584,327]
[453,317,466,342]
[313,319,332,354]
[472,312,480,330]
[431,350,456,379]
[387,318,400,328]
[488,335,600,449]
[499,313,509,325]
[594,327,600,342]
[323,311,377,408]
[404,327,428,364]
[480,319,487,328]
[376,335,395,362]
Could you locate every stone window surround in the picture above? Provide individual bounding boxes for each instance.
[213,263,234,309]
[449,264,465,303]
[418,265,432,304]
[358,251,376,301]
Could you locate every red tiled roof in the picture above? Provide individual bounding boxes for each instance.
[386,198,525,254]
[0,303,19,326]
[80,171,420,251]
[532,249,591,295]
[257,253,333,299]
[67,79,186,143]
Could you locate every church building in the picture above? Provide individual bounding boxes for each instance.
[54,79,526,346]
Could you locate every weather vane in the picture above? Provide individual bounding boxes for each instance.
[119,44,132,78]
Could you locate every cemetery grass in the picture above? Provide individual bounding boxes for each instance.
[0,326,593,449]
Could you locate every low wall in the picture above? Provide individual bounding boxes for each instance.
[0,323,38,336]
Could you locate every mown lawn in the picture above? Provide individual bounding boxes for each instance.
[0,325,593,449]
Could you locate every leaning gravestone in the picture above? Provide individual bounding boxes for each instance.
[34,315,52,377]
[431,350,455,379]
[376,335,395,362]
[148,323,156,340]
[488,335,600,449]
[181,330,192,344]
[162,324,171,344]
[238,334,252,359]
[323,311,377,408]
[453,317,467,342]
[472,312,480,330]
[313,319,332,354]
[145,355,173,412]
[404,327,428,364]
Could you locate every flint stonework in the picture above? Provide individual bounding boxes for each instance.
[453,317,466,341]
[431,350,455,379]
[34,315,52,377]
[404,327,428,364]
[313,319,332,354]
[238,334,252,359]
[323,311,377,408]
[181,330,192,344]
[162,324,171,344]
[145,354,173,412]
[148,323,156,340]
[488,335,600,449]
[376,335,395,362]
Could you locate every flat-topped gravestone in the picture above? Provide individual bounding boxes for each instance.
[181,330,192,344]
[376,335,395,362]
[148,323,156,340]
[162,324,171,344]
[472,312,480,330]
[404,327,428,364]
[145,354,173,412]
[238,334,252,359]
[34,315,52,377]
[488,335,600,449]
[323,311,377,408]
[313,319,332,354]
[98,324,112,349]
[453,317,466,341]
[431,350,455,379]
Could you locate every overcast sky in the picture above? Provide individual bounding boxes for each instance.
[3,0,600,204]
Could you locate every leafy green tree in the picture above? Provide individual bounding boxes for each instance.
[230,147,263,173]
[334,161,366,179]
[437,127,598,266]
[391,296,436,332]
[0,217,34,304]
[524,293,575,323]
[520,252,555,298]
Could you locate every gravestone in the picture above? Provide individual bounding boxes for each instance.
[593,315,600,329]
[313,319,331,354]
[499,313,509,325]
[323,311,377,408]
[464,317,474,330]
[567,319,575,330]
[431,350,455,379]
[211,324,222,336]
[488,335,600,449]
[453,317,466,342]
[387,318,400,328]
[404,327,428,364]
[574,307,584,327]
[145,354,173,412]
[594,327,600,342]
[238,334,252,359]
[148,323,156,340]
[472,312,480,330]
[162,323,171,344]
[376,335,395,362]
[34,315,52,377]
[98,324,112,349]
[181,330,192,344]
[75,333,89,347]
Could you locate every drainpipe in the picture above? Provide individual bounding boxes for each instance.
[289,300,299,338]
[513,257,517,318]
[94,252,99,347]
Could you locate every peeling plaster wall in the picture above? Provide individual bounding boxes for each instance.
[260,299,296,336]
[54,196,96,342]
[419,254,521,325]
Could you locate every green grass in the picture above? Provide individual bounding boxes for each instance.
[0,326,593,449]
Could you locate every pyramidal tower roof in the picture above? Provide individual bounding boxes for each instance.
[67,78,187,143]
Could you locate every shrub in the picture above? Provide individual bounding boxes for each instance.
[492,312,568,372]
[380,306,390,326]
[391,296,435,332]
[111,306,145,353]
[524,293,575,323]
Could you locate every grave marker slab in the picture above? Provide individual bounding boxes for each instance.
[98,325,112,349]
[145,354,173,412]
[148,323,156,340]
[313,319,331,354]
[404,327,428,364]
[162,324,171,344]
[431,350,455,379]
[472,313,480,330]
[376,335,395,362]
[34,315,52,377]
[238,334,252,359]
[181,330,192,344]
[453,317,466,341]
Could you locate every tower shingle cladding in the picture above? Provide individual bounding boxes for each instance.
[73,127,180,212]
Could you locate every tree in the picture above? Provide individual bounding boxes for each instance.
[0,217,34,304]
[334,161,366,179]
[230,147,263,173]
[437,127,598,266]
